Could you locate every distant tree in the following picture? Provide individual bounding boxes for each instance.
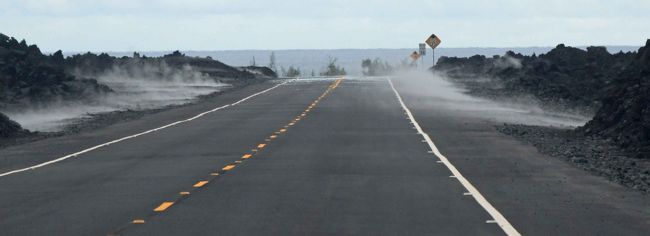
[320,57,346,76]
[361,59,372,75]
[361,58,393,76]
[269,52,277,72]
[285,66,301,77]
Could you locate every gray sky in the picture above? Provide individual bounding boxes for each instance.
[1,0,648,51]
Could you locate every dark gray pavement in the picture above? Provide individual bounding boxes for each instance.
[0,78,648,235]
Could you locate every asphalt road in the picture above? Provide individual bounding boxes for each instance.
[0,77,648,235]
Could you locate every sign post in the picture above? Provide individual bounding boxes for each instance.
[425,34,442,67]
[418,43,426,67]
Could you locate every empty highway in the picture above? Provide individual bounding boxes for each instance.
[0,77,648,235]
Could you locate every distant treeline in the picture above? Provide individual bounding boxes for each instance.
[361,57,420,76]
[261,52,346,78]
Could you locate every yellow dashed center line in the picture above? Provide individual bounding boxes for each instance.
[132,219,146,224]
[222,165,236,171]
[153,202,175,212]
[193,181,209,187]
[119,78,345,233]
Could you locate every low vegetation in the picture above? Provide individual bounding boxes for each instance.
[320,57,346,76]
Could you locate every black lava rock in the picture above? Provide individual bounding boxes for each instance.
[581,39,650,159]
[436,39,650,160]
[0,112,23,137]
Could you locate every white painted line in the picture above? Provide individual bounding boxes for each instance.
[0,80,293,178]
[387,78,521,236]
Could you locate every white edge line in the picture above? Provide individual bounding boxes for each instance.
[0,80,294,178]
[387,78,521,236]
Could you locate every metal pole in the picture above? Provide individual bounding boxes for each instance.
[421,55,424,69]
[432,48,435,68]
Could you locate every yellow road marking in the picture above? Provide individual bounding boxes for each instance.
[154,202,175,212]
[117,79,347,228]
[193,181,209,187]
[132,219,146,224]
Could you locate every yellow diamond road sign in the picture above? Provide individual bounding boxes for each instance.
[425,34,442,49]
[410,51,420,61]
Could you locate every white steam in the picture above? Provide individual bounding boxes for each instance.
[494,56,522,69]
[4,61,227,132]
[391,69,590,127]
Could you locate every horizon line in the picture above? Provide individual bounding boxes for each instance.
[52,45,642,54]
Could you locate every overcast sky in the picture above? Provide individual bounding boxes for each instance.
[1,0,648,52]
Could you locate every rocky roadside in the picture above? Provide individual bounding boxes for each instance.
[498,124,649,193]
[435,39,650,193]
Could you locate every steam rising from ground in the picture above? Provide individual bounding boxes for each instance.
[5,62,226,132]
[494,56,522,69]
[391,69,590,127]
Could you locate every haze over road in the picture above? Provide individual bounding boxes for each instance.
[0,77,648,235]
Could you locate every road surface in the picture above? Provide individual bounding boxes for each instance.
[0,77,648,235]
